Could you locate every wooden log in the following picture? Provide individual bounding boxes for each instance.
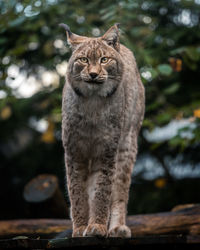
[0,219,71,239]
[23,174,68,219]
[0,204,199,239]
[128,204,200,236]
[0,235,200,249]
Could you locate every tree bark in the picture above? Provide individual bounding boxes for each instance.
[0,204,199,239]
[128,204,200,236]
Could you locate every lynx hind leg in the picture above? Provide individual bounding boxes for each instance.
[109,134,137,238]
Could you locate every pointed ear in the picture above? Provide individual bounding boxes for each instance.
[59,23,88,50]
[102,23,120,51]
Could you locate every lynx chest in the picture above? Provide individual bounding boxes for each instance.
[63,95,123,159]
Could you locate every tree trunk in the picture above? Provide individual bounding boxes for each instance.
[23,174,68,219]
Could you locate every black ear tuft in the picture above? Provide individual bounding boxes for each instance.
[59,23,88,50]
[59,23,72,35]
[115,23,120,28]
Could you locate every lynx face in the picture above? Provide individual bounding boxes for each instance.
[67,38,124,97]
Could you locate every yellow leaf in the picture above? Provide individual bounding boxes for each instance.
[194,109,200,118]
[41,120,55,144]
[154,178,167,189]
[169,57,182,72]
[0,106,12,120]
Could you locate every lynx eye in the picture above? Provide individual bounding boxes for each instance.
[79,57,88,63]
[101,57,109,64]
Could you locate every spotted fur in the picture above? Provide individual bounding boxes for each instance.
[61,24,145,238]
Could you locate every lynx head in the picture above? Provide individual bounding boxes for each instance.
[60,24,124,97]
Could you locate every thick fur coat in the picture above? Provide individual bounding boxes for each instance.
[61,24,145,237]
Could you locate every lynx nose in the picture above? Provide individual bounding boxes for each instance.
[89,72,98,79]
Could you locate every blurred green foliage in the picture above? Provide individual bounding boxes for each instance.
[0,0,200,218]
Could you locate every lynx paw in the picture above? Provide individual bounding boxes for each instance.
[109,225,131,238]
[83,223,107,237]
[73,225,87,237]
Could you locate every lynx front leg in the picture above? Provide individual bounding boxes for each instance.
[109,134,137,238]
[83,158,115,237]
[65,156,89,237]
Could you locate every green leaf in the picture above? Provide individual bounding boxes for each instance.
[164,83,180,95]
[169,136,182,147]
[185,47,200,62]
[157,64,173,76]
[8,16,26,27]
[170,47,186,56]
[0,37,7,45]
[156,113,171,125]
[183,54,197,70]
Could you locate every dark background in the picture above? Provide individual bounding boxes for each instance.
[0,0,200,220]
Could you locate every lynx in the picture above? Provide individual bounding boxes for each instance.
[60,23,145,238]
